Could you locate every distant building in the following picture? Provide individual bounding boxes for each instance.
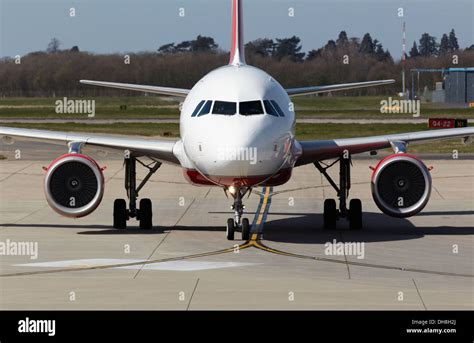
[432,82,445,103]
[444,68,474,103]
[410,67,474,103]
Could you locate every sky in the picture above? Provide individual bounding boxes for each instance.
[1,0,473,60]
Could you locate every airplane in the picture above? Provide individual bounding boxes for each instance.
[1,0,473,241]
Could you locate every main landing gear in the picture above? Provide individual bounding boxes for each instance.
[314,153,362,230]
[226,187,251,241]
[113,155,161,230]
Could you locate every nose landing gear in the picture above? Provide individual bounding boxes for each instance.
[226,187,251,241]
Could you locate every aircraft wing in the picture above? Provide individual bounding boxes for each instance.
[286,79,395,97]
[0,126,181,165]
[295,127,474,166]
[80,80,190,97]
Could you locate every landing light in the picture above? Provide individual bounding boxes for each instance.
[228,185,237,195]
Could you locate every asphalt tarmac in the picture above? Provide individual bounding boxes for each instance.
[0,143,473,310]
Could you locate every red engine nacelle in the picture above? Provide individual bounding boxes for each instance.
[371,154,431,218]
[44,154,104,218]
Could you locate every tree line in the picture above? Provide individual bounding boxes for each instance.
[158,29,469,61]
[0,30,472,97]
[409,29,467,57]
[158,31,394,63]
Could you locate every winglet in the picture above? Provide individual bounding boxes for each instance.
[229,0,246,66]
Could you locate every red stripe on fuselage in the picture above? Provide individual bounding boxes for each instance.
[229,0,238,63]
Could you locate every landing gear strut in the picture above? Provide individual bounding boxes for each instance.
[226,187,251,241]
[113,155,161,230]
[314,153,362,230]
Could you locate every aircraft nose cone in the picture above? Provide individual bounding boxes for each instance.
[186,128,289,184]
[214,144,261,174]
[194,138,263,172]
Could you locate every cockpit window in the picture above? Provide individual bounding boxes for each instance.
[212,101,236,115]
[240,101,264,116]
[191,100,206,117]
[197,100,212,116]
[193,99,285,117]
[263,100,279,117]
[270,100,285,117]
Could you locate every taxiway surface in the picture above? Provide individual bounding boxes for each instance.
[0,144,473,310]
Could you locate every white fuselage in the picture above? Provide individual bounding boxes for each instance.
[177,64,296,187]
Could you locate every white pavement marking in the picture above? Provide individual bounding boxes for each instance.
[16,259,257,271]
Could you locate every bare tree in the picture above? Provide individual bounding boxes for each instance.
[47,38,61,53]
